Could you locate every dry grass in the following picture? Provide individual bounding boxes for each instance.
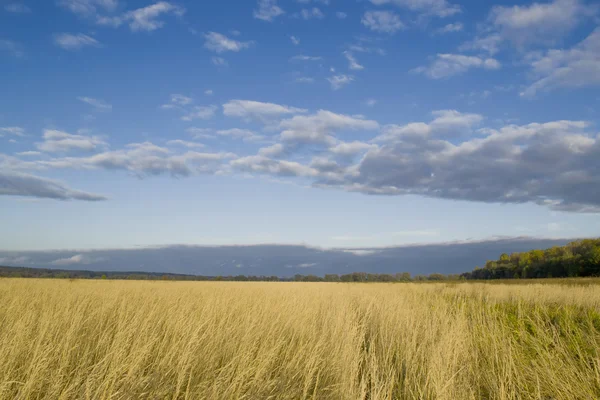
[0,279,599,399]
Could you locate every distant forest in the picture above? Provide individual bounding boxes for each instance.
[460,239,600,280]
[1,239,598,281]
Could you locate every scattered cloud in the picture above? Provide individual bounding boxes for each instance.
[295,77,315,83]
[434,22,463,34]
[211,56,228,66]
[368,0,461,18]
[53,33,100,50]
[330,141,377,156]
[254,0,284,22]
[336,11,347,19]
[58,0,118,17]
[203,32,253,53]
[521,27,600,97]
[36,141,236,178]
[365,98,377,107]
[290,35,300,45]
[204,89,213,96]
[4,3,31,13]
[217,128,265,142]
[223,100,307,120]
[0,127,25,137]
[186,128,216,139]
[0,39,25,57]
[16,151,42,156]
[181,105,218,121]
[290,54,322,61]
[77,96,112,111]
[412,54,501,79]
[166,140,205,148]
[299,7,324,19]
[361,11,405,34]
[0,171,107,201]
[36,129,107,153]
[488,0,596,48]
[327,74,354,90]
[278,110,379,146]
[344,51,364,70]
[459,34,503,55]
[96,2,185,32]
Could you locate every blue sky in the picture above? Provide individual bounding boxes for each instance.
[1,0,599,251]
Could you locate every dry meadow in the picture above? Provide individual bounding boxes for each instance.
[1,279,599,399]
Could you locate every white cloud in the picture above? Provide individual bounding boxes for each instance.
[166,140,205,148]
[36,129,107,153]
[204,89,213,96]
[295,77,315,83]
[365,98,377,107]
[327,74,354,90]
[0,127,25,137]
[361,11,405,34]
[488,0,595,48]
[290,54,322,61]
[4,3,31,13]
[0,39,24,57]
[459,34,503,55]
[259,143,285,157]
[279,110,379,145]
[96,2,185,32]
[203,32,252,53]
[16,151,41,156]
[521,28,600,97]
[223,100,307,119]
[369,0,461,18]
[412,54,501,79]
[181,105,218,121]
[37,141,236,177]
[186,128,216,139]
[161,94,193,108]
[53,33,100,50]
[0,171,106,201]
[77,96,112,111]
[51,254,104,265]
[336,11,347,19]
[290,36,300,45]
[211,56,228,66]
[217,128,264,142]
[58,0,117,16]
[330,141,377,156]
[434,23,463,34]
[344,51,364,70]
[299,7,324,19]
[254,0,284,21]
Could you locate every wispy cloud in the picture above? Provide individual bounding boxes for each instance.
[0,39,25,57]
[96,1,185,32]
[77,96,112,111]
[53,33,100,50]
[361,10,405,34]
[412,54,501,79]
[4,3,31,13]
[327,74,354,90]
[254,0,284,21]
[204,32,253,53]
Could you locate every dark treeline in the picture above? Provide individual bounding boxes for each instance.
[0,266,461,282]
[461,239,600,280]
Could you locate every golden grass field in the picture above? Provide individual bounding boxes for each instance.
[1,279,599,399]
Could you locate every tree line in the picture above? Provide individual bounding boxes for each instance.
[460,239,600,280]
[0,266,462,282]
[1,238,598,281]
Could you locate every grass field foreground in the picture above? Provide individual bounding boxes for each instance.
[1,279,599,399]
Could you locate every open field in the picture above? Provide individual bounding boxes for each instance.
[1,279,599,399]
